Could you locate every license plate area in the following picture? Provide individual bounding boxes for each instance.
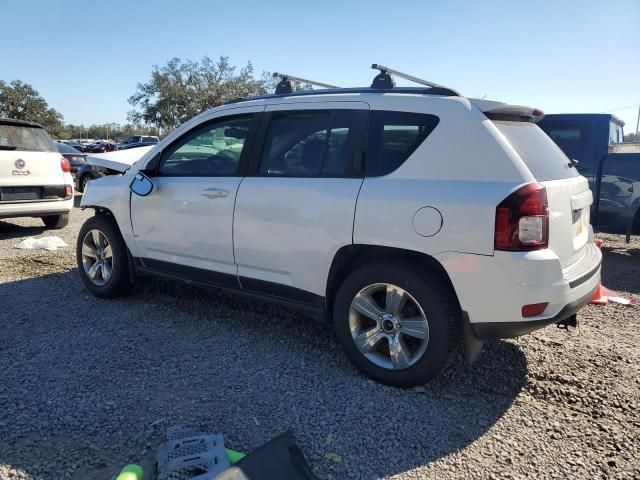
[0,187,43,201]
[573,207,589,238]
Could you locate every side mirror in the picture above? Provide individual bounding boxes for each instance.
[129,172,154,196]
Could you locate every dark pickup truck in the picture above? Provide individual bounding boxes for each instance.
[539,114,640,241]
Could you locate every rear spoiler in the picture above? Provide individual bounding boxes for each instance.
[471,99,545,123]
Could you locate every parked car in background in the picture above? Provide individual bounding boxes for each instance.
[0,118,73,228]
[66,141,87,152]
[56,142,87,178]
[74,162,113,192]
[117,135,159,149]
[85,141,117,153]
[118,141,159,150]
[76,73,601,387]
[539,114,640,240]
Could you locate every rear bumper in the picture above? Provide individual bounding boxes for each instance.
[435,242,602,340]
[0,197,73,218]
[469,281,598,339]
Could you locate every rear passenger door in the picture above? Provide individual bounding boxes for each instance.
[233,102,369,304]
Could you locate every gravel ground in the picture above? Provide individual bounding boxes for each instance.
[0,199,639,480]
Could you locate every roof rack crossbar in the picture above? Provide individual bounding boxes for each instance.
[371,64,461,95]
[272,72,338,94]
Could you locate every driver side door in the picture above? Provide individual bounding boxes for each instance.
[130,109,261,282]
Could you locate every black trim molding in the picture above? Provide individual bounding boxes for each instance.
[135,258,325,314]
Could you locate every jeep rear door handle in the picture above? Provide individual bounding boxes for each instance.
[200,188,229,199]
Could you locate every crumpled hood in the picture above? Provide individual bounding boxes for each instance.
[86,146,154,172]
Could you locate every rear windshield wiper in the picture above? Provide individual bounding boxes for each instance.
[0,145,17,150]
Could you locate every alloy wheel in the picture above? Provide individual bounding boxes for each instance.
[81,229,113,286]
[348,283,429,370]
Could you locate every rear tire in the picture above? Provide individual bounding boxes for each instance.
[333,261,461,387]
[76,215,133,298]
[42,214,69,229]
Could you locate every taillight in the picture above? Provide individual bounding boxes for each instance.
[61,157,71,173]
[495,183,548,251]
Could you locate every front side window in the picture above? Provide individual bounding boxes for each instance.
[366,111,440,176]
[259,110,364,177]
[159,115,252,176]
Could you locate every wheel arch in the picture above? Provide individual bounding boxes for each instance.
[325,244,462,317]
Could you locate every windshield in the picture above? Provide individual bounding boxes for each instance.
[494,121,579,181]
[0,124,56,152]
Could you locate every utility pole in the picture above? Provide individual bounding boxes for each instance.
[636,104,639,136]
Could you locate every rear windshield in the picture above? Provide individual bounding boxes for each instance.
[56,142,81,154]
[493,121,579,181]
[0,125,55,152]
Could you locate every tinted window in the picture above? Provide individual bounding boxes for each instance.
[159,115,252,176]
[0,125,55,152]
[366,111,439,176]
[538,121,590,152]
[259,110,364,177]
[494,121,579,181]
[56,142,81,153]
[609,122,623,144]
[142,136,158,143]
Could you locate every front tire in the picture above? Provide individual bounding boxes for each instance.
[333,261,461,387]
[76,215,133,298]
[42,214,69,229]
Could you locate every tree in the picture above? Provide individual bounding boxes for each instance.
[128,56,271,132]
[0,80,64,136]
[624,132,640,143]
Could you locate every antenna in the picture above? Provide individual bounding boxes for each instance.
[370,64,461,95]
[272,72,338,95]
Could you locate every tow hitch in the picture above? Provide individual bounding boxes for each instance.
[557,314,578,330]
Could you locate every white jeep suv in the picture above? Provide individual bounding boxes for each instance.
[1,119,73,228]
[76,76,601,387]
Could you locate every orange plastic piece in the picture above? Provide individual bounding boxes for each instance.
[589,283,609,305]
[589,239,608,304]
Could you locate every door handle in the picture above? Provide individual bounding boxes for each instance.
[200,188,229,199]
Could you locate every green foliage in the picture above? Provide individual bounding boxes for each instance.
[624,132,640,142]
[0,80,64,136]
[128,56,272,131]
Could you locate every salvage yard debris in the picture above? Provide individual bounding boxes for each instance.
[14,236,68,251]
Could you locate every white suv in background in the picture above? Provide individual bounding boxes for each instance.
[0,119,74,228]
[76,72,601,387]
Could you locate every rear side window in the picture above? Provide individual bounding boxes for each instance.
[538,121,590,152]
[0,125,55,152]
[494,121,578,181]
[142,136,158,142]
[259,110,366,177]
[366,111,439,176]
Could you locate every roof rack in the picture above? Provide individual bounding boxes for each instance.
[272,72,338,95]
[370,64,461,96]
